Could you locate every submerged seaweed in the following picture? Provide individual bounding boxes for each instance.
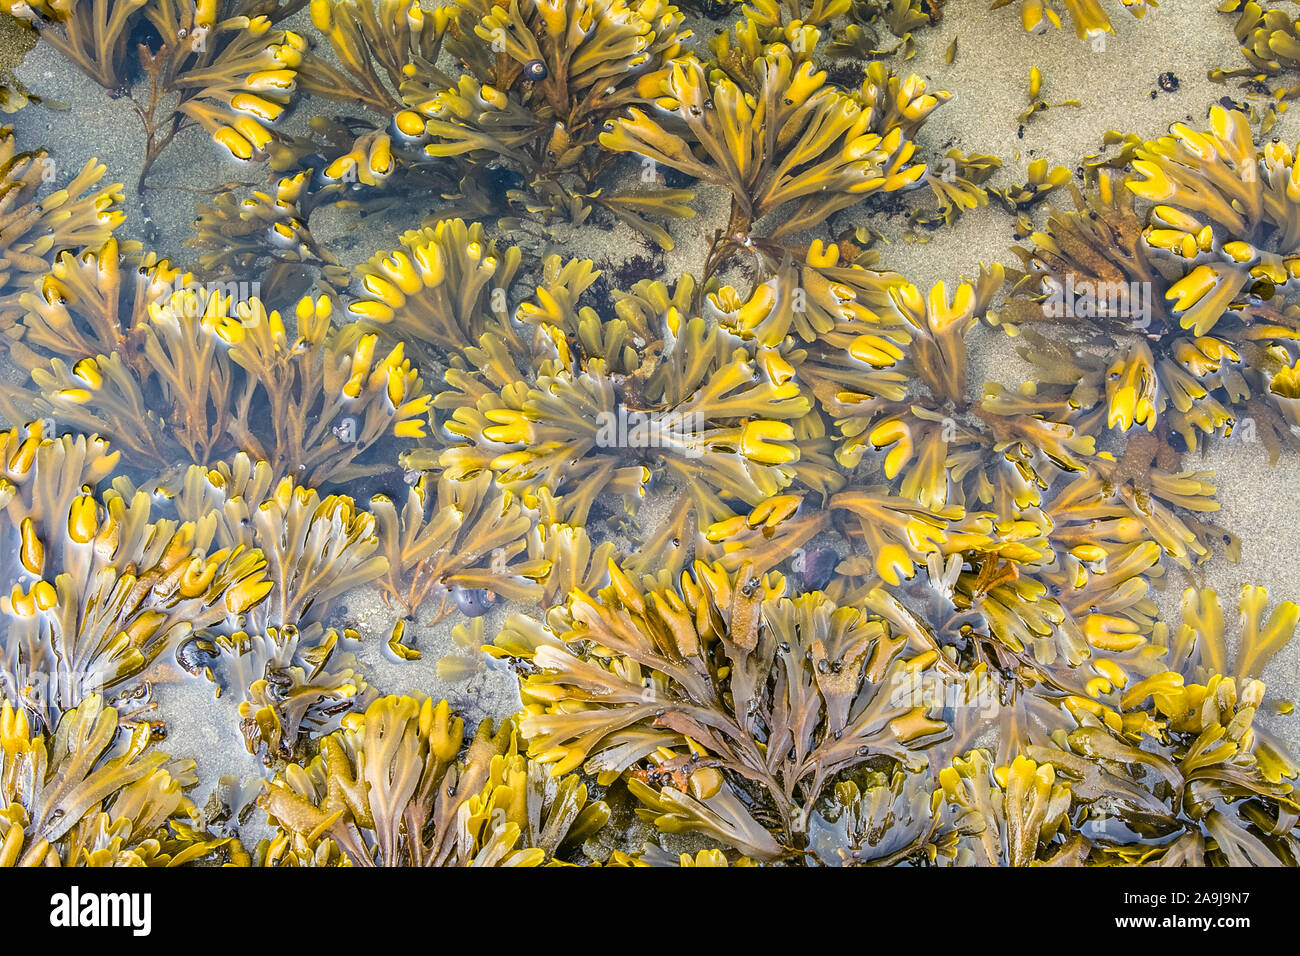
[0,0,1296,871]
[1,243,430,485]
[3,1,308,183]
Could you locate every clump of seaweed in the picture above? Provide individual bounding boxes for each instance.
[208,624,366,762]
[599,31,929,266]
[260,1,454,228]
[1222,1,1300,83]
[297,0,447,115]
[527,488,617,605]
[715,0,943,65]
[3,1,308,183]
[926,577,1300,865]
[1042,431,1236,570]
[167,453,386,758]
[1163,584,1299,687]
[370,469,545,617]
[175,454,386,629]
[273,0,694,245]
[0,71,41,114]
[991,157,1071,238]
[350,217,522,358]
[489,560,947,858]
[1,0,150,89]
[1,244,430,486]
[186,170,350,301]
[256,694,608,865]
[706,484,963,591]
[814,266,1097,517]
[406,267,811,576]
[851,60,995,233]
[1022,672,1298,865]
[0,126,124,331]
[703,461,1182,717]
[1155,583,1300,778]
[135,2,307,180]
[385,479,616,674]
[938,645,1300,865]
[266,0,956,258]
[811,764,948,864]
[702,254,1184,707]
[410,0,694,240]
[0,425,272,733]
[1000,122,1300,459]
[0,694,239,865]
[827,0,945,60]
[934,749,1084,865]
[910,149,1001,232]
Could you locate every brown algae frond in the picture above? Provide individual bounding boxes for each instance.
[277,0,696,244]
[0,424,272,733]
[370,469,545,617]
[0,0,151,89]
[351,217,523,357]
[187,170,350,296]
[405,265,811,576]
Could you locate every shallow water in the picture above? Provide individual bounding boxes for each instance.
[2,0,1299,866]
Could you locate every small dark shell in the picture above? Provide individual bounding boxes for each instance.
[523,59,547,80]
[797,547,840,593]
[453,587,494,617]
[176,636,219,675]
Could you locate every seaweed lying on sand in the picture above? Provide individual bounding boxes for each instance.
[0,0,1297,871]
